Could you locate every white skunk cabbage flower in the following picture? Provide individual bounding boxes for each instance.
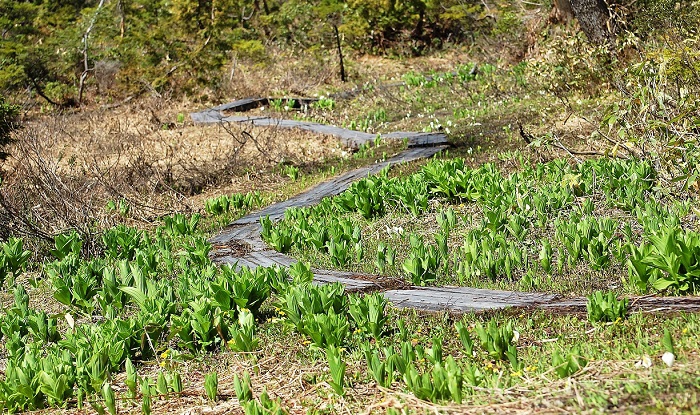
[662,352,675,367]
[634,355,652,368]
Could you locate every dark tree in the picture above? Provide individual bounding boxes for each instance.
[0,97,20,161]
[553,0,615,44]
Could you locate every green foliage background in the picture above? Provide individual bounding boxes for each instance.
[0,0,489,101]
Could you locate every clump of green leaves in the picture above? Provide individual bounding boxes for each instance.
[403,353,465,403]
[141,378,152,415]
[349,292,389,340]
[101,382,117,415]
[326,345,346,395]
[204,191,263,216]
[629,227,700,293]
[204,372,218,402]
[587,291,629,323]
[260,215,294,253]
[0,237,31,288]
[551,347,587,378]
[374,242,395,273]
[474,319,518,367]
[227,308,259,352]
[234,372,288,414]
[105,199,130,217]
[234,372,254,403]
[335,176,386,219]
[162,213,200,236]
[275,282,348,330]
[312,97,335,111]
[300,310,349,349]
[402,233,440,285]
[283,165,300,181]
[363,346,397,388]
[454,321,474,357]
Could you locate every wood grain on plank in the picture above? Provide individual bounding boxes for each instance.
[192,107,449,148]
[384,287,558,313]
[218,115,448,148]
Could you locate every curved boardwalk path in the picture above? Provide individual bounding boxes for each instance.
[194,99,700,314]
[191,99,448,149]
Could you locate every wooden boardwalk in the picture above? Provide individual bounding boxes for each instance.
[209,145,447,293]
[195,101,557,311]
[195,98,700,314]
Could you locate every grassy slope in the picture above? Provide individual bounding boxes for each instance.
[3,10,700,415]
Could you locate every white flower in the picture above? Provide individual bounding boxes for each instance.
[387,226,404,236]
[512,330,520,344]
[662,352,675,367]
[634,355,652,368]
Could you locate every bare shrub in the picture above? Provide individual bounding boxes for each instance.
[0,126,112,248]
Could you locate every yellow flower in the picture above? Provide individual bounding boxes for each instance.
[160,350,170,359]
[510,371,523,378]
[682,328,689,335]
[159,361,166,368]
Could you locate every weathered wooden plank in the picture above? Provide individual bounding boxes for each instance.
[218,115,448,148]
[540,296,700,312]
[190,110,222,123]
[225,145,447,228]
[212,97,268,112]
[210,223,263,247]
[312,274,377,292]
[191,97,320,124]
[384,287,558,313]
[217,250,377,292]
[383,131,449,147]
[419,286,558,302]
[222,116,378,148]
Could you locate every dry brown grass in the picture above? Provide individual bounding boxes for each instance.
[0,96,346,245]
[30,338,698,415]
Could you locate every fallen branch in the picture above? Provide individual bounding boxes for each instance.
[518,123,608,162]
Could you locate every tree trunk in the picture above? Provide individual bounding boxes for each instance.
[570,0,614,44]
[550,0,574,23]
[334,24,346,82]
